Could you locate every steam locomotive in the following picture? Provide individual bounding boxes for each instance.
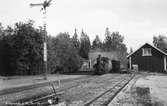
[93,55,121,75]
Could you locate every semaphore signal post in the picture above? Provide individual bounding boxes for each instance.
[30,0,53,80]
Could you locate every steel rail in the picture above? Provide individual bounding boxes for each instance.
[83,74,135,106]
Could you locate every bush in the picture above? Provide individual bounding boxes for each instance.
[48,33,81,74]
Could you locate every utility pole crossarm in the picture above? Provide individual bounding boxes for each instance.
[30,3,43,7]
[48,0,53,4]
[30,0,53,9]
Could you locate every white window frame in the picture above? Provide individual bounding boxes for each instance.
[142,48,152,56]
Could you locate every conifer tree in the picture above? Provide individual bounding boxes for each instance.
[92,35,102,49]
[72,28,80,51]
[79,29,91,59]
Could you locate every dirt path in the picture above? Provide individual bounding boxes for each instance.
[108,73,167,106]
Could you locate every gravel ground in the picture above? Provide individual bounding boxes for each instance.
[0,75,94,104]
[109,73,167,106]
[62,74,131,105]
[0,74,131,106]
[0,75,87,90]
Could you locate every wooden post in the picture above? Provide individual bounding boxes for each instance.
[164,56,166,71]
[129,57,132,71]
[89,59,91,69]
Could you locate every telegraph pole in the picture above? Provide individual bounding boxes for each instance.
[30,0,52,80]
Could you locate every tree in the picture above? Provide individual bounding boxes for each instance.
[103,27,112,50]
[103,27,125,51]
[105,27,110,38]
[71,28,80,51]
[3,20,43,75]
[130,48,133,53]
[112,32,124,50]
[0,23,4,39]
[79,29,91,59]
[48,32,81,73]
[92,35,102,49]
[103,27,128,66]
[153,35,167,53]
[0,23,7,75]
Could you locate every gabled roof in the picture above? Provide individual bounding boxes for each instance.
[127,43,167,58]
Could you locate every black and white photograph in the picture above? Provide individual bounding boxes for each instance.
[0,0,167,105]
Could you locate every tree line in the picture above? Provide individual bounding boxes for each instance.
[0,20,166,76]
[0,20,127,76]
[0,20,92,75]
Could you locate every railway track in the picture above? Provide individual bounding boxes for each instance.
[83,74,135,106]
[4,75,100,105]
[13,75,121,103]
[4,74,135,106]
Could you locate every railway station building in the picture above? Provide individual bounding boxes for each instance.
[127,43,167,72]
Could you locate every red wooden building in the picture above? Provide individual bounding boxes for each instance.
[127,43,167,72]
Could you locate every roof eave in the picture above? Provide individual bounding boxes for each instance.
[127,43,167,58]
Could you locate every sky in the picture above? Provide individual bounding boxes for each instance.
[0,0,167,51]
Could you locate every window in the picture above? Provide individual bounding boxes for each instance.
[142,48,152,56]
